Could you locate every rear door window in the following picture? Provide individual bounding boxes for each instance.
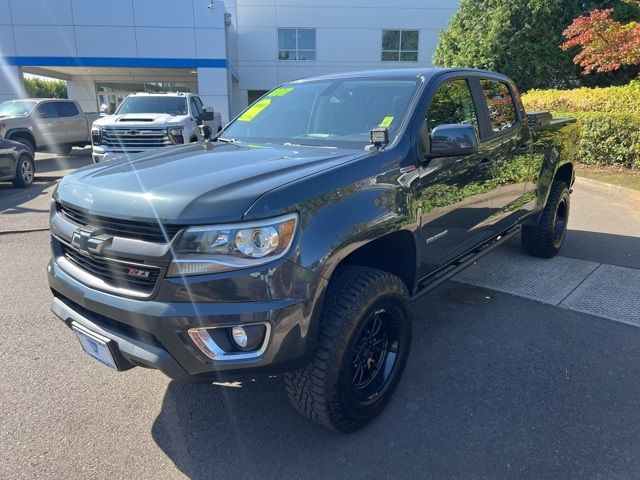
[35,102,59,119]
[57,101,79,117]
[479,79,517,133]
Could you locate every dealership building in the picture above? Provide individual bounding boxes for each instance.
[0,0,458,122]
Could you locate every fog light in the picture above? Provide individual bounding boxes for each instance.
[231,326,248,348]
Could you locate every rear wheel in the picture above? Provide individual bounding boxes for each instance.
[522,180,570,258]
[285,265,412,432]
[12,154,35,188]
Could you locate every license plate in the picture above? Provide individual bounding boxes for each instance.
[72,322,118,370]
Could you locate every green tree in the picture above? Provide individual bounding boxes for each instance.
[23,77,67,99]
[433,0,640,91]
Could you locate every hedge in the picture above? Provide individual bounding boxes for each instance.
[522,81,640,114]
[522,81,640,170]
[568,112,640,170]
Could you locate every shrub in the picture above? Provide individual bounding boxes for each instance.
[522,81,640,114]
[570,111,640,169]
[23,77,67,99]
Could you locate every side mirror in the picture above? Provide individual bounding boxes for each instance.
[202,107,214,122]
[429,124,479,158]
[99,104,113,116]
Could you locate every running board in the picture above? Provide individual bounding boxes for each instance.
[411,225,522,301]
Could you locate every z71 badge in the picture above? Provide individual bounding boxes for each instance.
[127,268,150,279]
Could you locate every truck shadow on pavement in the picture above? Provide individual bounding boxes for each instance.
[0,181,55,214]
[152,284,640,480]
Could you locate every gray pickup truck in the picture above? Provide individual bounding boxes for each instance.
[48,68,577,432]
[0,99,98,155]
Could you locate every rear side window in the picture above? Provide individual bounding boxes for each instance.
[35,102,59,119]
[425,79,478,132]
[57,101,79,117]
[480,79,517,133]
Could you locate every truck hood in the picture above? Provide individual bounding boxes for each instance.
[54,142,366,224]
[93,113,188,127]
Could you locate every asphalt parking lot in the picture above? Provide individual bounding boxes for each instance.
[1,155,639,479]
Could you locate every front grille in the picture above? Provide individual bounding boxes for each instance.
[62,243,160,295]
[101,127,172,151]
[56,201,184,243]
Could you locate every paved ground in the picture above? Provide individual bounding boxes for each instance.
[1,174,639,479]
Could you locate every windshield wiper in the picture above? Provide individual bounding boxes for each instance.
[216,137,239,143]
[283,142,337,149]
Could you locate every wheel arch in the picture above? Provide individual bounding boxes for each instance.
[324,229,418,295]
[554,162,574,188]
[6,128,36,148]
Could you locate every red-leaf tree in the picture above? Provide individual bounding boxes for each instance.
[562,8,640,74]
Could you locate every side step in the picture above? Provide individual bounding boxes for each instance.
[411,225,522,301]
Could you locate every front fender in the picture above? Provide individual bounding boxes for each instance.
[244,146,417,281]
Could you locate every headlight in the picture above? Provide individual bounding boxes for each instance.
[91,126,102,145]
[167,126,184,144]
[167,213,298,277]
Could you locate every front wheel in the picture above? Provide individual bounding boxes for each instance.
[13,154,35,188]
[521,180,570,258]
[285,266,412,432]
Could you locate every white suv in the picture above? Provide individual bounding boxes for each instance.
[91,92,222,163]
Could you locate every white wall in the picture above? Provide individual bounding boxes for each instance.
[66,77,96,113]
[2,0,232,118]
[234,0,459,107]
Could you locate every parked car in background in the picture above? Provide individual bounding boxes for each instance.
[0,138,35,187]
[0,99,98,155]
[48,68,576,432]
[90,92,222,163]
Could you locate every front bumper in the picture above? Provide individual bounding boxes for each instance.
[48,255,327,382]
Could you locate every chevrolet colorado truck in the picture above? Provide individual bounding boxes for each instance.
[0,99,98,155]
[48,68,577,432]
[91,92,222,163]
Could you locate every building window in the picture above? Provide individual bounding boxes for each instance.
[382,30,419,62]
[278,28,316,60]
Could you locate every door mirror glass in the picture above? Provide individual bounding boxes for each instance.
[202,107,214,122]
[429,124,479,157]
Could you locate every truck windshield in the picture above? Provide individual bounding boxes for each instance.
[0,101,37,118]
[223,78,421,148]
[116,96,187,116]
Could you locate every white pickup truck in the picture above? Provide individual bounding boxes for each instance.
[91,92,222,163]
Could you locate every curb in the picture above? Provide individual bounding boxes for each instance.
[575,176,640,203]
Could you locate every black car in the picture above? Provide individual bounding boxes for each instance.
[0,138,35,187]
[48,68,576,432]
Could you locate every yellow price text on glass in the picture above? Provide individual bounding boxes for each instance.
[379,116,394,128]
[268,87,294,97]
[238,99,271,122]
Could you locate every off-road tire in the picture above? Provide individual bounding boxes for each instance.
[12,154,35,188]
[285,265,412,433]
[522,180,570,258]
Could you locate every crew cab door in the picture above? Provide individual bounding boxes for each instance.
[412,76,496,277]
[32,101,62,148]
[55,101,86,145]
[474,77,531,233]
